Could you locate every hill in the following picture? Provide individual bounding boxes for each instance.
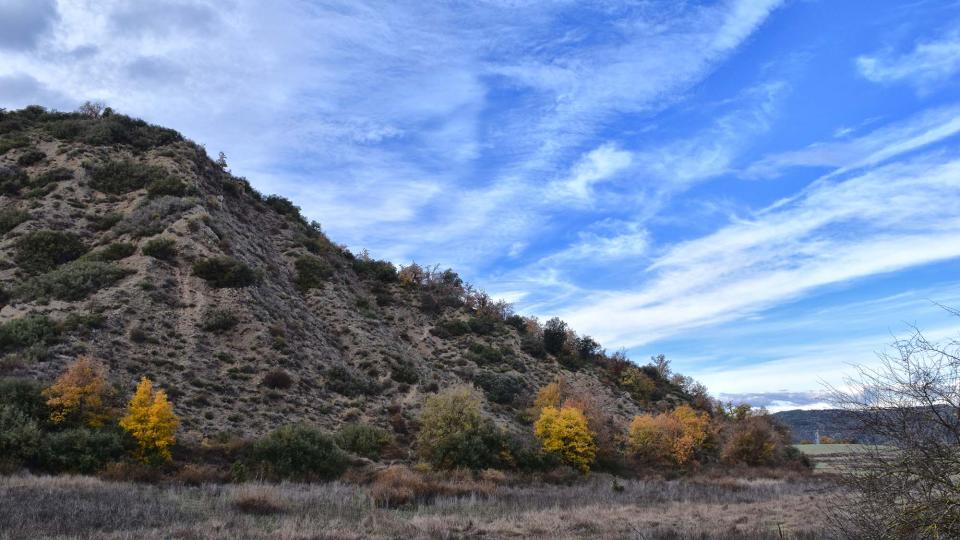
[772,409,873,443]
[0,105,702,449]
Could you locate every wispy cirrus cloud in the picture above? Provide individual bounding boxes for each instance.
[857,22,960,91]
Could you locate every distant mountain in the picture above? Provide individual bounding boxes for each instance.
[0,105,700,445]
[773,408,876,443]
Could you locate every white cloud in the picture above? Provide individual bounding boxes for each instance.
[553,143,633,201]
[857,25,960,90]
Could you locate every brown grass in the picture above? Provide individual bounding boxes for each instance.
[0,472,839,539]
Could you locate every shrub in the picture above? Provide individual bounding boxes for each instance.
[629,404,710,467]
[16,149,45,166]
[0,315,58,353]
[233,493,285,515]
[86,212,123,231]
[352,257,398,282]
[468,315,498,335]
[15,260,131,301]
[0,404,41,471]
[43,356,112,428]
[86,160,168,194]
[417,386,505,470]
[390,362,419,384]
[13,230,87,273]
[32,167,73,186]
[621,366,657,403]
[36,427,133,474]
[336,423,393,460]
[115,196,192,238]
[0,165,28,194]
[142,237,177,261]
[0,208,29,235]
[264,195,301,217]
[119,377,179,464]
[474,372,523,404]
[82,242,136,262]
[432,318,471,338]
[192,257,258,288]
[248,424,348,481]
[534,406,597,473]
[326,365,377,397]
[293,255,331,291]
[543,317,568,355]
[261,369,293,390]
[199,309,239,333]
[0,135,30,156]
[520,333,547,358]
[505,315,527,333]
[146,176,188,198]
[720,415,792,466]
[0,378,47,419]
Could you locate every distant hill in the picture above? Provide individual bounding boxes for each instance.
[0,105,702,446]
[773,408,878,443]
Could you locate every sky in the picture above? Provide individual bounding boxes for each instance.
[2,0,960,411]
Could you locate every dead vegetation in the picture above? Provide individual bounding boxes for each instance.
[0,472,836,540]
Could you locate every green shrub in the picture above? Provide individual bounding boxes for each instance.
[521,333,546,359]
[0,208,29,235]
[474,372,524,404]
[142,237,177,261]
[0,315,58,353]
[192,257,258,288]
[199,308,238,333]
[261,369,293,390]
[352,257,398,282]
[326,365,377,397]
[86,212,123,231]
[0,134,30,156]
[82,242,136,262]
[294,255,332,291]
[13,230,87,273]
[468,342,504,365]
[146,177,188,198]
[505,315,527,333]
[468,315,498,335]
[36,427,134,474]
[86,160,168,194]
[431,319,471,338]
[390,362,419,384]
[248,424,348,481]
[15,260,132,302]
[16,150,45,166]
[336,423,393,460]
[417,386,505,470]
[115,196,192,238]
[32,167,73,186]
[264,195,301,217]
[0,379,47,420]
[0,165,29,194]
[0,405,41,471]
[43,113,181,150]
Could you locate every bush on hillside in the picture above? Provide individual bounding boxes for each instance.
[0,315,58,353]
[248,424,348,481]
[198,309,239,334]
[264,195,301,217]
[543,317,568,355]
[0,405,41,471]
[146,177,189,198]
[0,165,28,194]
[86,212,123,231]
[621,366,657,403]
[86,160,170,194]
[115,196,192,238]
[15,261,132,302]
[293,255,332,291]
[0,378,47,420]
[16,149,45,166]
[417,386,505,470]
[192,257,258,288]
[142,237,177,261]
[431,318,471,338]
[35,427,133,474]
[352,256,398,283]
[32,167,73,186]
[629,404,711,467]
[0,135,30,156]
[261,369,293,390]
[336,423,393,460]
[473,372,524,404]
[325,365,377,397]
[721,414,795,467]
[534,406,597,473]
[43,112,181,150]
[0,208,29,235]
[13,230,87,273]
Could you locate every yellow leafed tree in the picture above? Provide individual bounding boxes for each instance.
[119,377,179,464]
[534,405,597,473]
[43,356,111,427]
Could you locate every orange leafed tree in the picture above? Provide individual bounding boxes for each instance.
[629,404,710,466]
[43,356,112,427]
[119,377,179,464]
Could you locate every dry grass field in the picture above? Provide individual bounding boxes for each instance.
[0,472,840,540]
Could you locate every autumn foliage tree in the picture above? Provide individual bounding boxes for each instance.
[533,378,622,470]
[119,377,179,464]
[628,404,710,467]
[534,405,597,473]
[43,356,112,428]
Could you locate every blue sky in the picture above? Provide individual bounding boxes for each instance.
[3,0,960,410]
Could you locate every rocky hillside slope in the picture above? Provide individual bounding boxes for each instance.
[0,106,698,446]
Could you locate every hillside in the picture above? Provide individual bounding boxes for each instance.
[772,409,875,444]
[0,105,703,449]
